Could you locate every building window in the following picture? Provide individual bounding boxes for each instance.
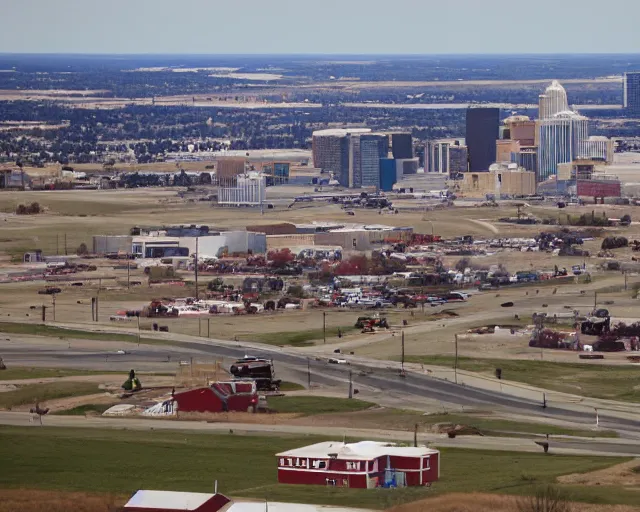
[279,458,285,466]
[313,460,327,469]
[424,457,430,470]
[346,461,360,470]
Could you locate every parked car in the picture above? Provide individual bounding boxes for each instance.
[328,358,348,365]
[444,292,468,302]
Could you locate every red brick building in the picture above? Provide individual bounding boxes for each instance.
[276,441,439,489]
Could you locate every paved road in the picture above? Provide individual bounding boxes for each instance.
[4,325,639,435]
[1,411,637,458]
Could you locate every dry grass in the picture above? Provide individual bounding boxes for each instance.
[0,489,125,512]
[387,493,640,512]
[558,459,640,487]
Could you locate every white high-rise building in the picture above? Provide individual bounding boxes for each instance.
[538,80,570,120]
[537,111,589,181]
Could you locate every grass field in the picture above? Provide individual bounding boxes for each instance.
[0,367,120,381]
[278,382,306,391]
[54,403,114,416]
[0,322,167,347]
[246,326,357,347]
[268,396,375,415]
[405,356,640,402]
[336,409,618,438]
[0,382,100,409]
[0,426,634,510]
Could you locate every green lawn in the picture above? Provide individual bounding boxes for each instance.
[267,396,375,415]
[278,381,306,391]
[419,413,617,438]
[54,403,114,416]
[406,355,640,402]
[0,322,167,346]
[246,326,357,347]
[0,426,633,510]
[0,382,100,409]
[0,367,121,381]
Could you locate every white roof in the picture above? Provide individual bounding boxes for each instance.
[312,128,371,137]
[276,441,438,461]
[124,490,215,510]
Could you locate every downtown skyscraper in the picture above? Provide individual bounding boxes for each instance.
[536,81,589,182]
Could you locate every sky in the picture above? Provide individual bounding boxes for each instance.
[2,0,640,55]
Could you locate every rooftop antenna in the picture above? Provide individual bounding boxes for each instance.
[214,480,218,494]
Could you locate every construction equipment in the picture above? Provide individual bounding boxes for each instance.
[229,356,281,391]
[355,316,389,329]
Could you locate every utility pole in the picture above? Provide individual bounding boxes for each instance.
[41,304,46,323]
[194,237,199,301]
[307,358,311,389]
[348,369,353,399]
[401,330,405,372]
[454,334,458,384]
[137,315,141,347]
[323,311,326,344]
[52,294,56,322]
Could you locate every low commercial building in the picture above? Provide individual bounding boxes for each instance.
[123,490,368,512]
[131,231,266,258]
[458,164,536,198]
[276,441,440,488]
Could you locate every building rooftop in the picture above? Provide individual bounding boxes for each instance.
[124,490,229,511]
[312,128,371,137]
[276,441,438,461]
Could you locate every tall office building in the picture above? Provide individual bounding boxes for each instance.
[360,134,389,189]
[538,80,569,120]
[426,139,468,174]
[312,128,370,186]
[466,108,500,172]
[348,134,362,188]
[623,72,640,114]
[537,111,589,181]
[391,133,413,159]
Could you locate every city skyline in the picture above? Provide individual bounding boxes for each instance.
[2,0,640,54]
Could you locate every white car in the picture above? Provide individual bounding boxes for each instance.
[328,358,348,365]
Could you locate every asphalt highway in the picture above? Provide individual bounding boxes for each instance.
[2,329,639,435]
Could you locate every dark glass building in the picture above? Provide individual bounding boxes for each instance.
[624,72,640,114]
[466,108,500,172]
[391,133,413,159]
[379,158,397,192]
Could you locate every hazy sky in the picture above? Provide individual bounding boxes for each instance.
[2,0,640,54]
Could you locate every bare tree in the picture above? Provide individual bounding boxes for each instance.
[517,485,570,512]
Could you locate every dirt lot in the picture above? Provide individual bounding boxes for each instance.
[2,188,640,363]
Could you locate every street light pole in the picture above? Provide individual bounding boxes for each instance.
[323,311,326,344]
[401,330,405,372]
[194,237,199,301]
[454,334,458,384]
[307,358,311,389]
